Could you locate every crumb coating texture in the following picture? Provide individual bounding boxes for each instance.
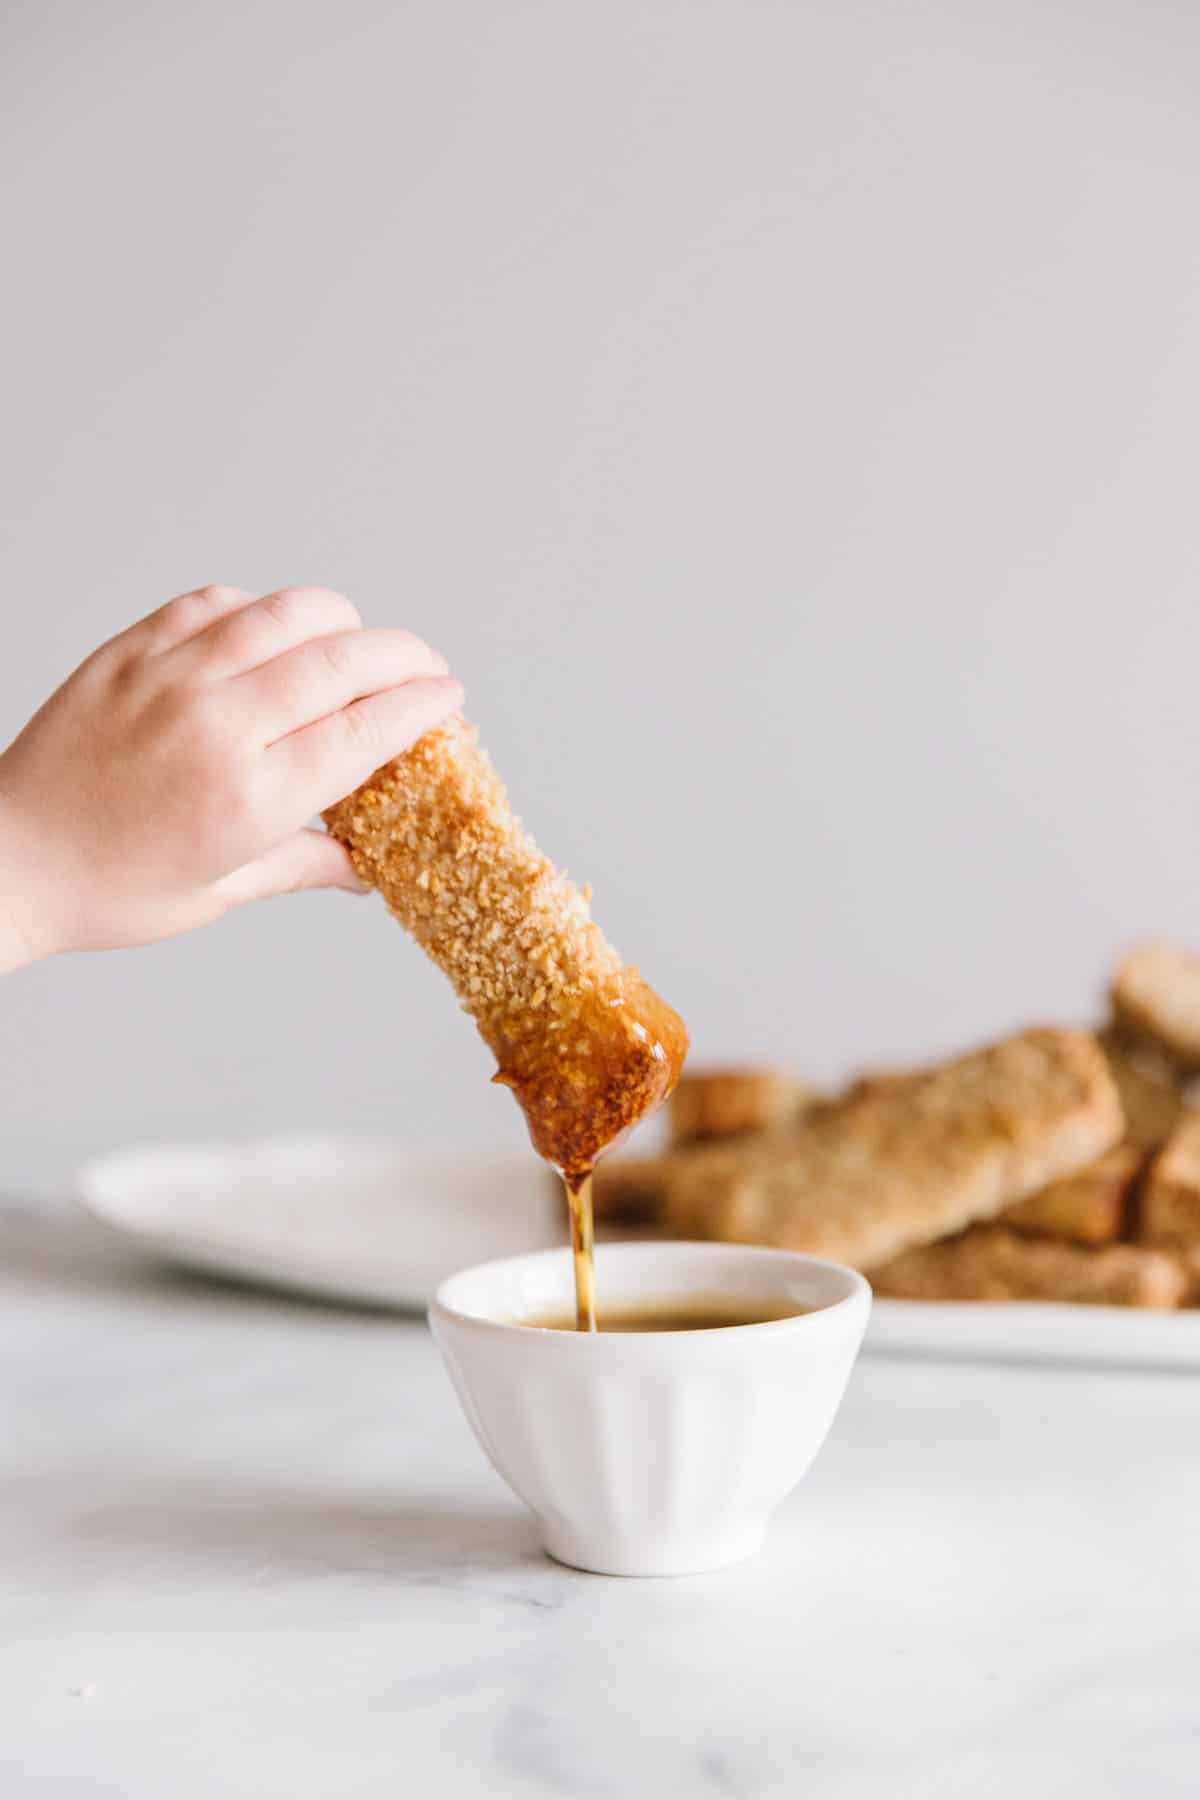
[323,718,687,1175]
[871,1227,1184,1308]
[656,1028,1123,1267]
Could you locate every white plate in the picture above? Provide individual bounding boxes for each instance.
[77,1136,1200,1368]
[77,1137,562,1310]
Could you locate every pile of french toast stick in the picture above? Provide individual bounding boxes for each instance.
[594,942,1200,1308]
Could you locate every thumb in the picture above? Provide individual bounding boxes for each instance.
[218,829,372,909]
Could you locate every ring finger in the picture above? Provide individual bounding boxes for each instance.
[113,585,258,657]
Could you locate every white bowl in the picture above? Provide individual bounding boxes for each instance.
[429,1241,871,1577]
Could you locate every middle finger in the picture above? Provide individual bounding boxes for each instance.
[234,627,450,742]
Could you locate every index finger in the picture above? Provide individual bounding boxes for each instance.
[265,676,465,819]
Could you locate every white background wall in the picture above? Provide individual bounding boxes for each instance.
[3,0,1199,1182]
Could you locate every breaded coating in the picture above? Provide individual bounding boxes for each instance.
[324,718,687,1175]
[653,1029,1122,1268]
[594,1078,1139,1245]
[669,1066,812,1145]
[1171,1243,1200,1305]
[1099,1033,1186,1151]
[841,1065,921,1101]
[871,1227,1184,1309]
[1140,1113,1200,1247]
[1001,1147,1141,1246]
[1110,942,1200,1072]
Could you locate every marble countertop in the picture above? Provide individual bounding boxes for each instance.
[2,1202,1197,1799]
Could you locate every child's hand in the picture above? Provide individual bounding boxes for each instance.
[0,585,462,970]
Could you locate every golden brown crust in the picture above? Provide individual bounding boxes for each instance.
[594,1074,1139,1246]
[1110,943,1200,1072]
[841,1065,921,1101]
[1140,1114,1200,1247]
[1170,1242,1200,1305]
[654,1028,1123,1268]
[668,1067,812,1145]
[1099,1033,1186,1152]
[1001,1147,1141,1246]
[323,718,687,1175]
[870,1227,1185,1308]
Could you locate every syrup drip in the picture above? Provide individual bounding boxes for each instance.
[563,1170,597,1332]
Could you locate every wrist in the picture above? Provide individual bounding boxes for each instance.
[0,912,39,975]
[0,773,62,973]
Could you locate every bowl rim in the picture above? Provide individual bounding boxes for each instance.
[430,1239,872,1344]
